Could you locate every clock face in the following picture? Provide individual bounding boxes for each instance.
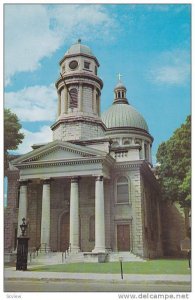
[69,60,78,70]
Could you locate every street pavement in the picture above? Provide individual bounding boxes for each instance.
[4,266,191,283]
[4,279,191,292]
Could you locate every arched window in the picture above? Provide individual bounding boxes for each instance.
[89,215,95,241]
[123,139,130,145]
[117,176,129,204]
[96,93,99,115]
[69,88,78,109]
[144,143,148,160]
[112,141,119,147]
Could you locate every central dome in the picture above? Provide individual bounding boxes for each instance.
[65,39,94,56]
[102,80,149,132]
[102,103,149,132]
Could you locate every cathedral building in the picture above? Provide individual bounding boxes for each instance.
[5,40,184,261]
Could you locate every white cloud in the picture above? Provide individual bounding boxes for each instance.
[17,126,52,154]
[4,4,116,85]
[148,50,190,86]
[4,5,61,85]
[5,84,57,121]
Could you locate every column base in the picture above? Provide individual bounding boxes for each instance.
[92,247,106,253]
[40,243,51,253]
[69,245,80,254]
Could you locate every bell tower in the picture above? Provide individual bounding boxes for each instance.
[51,39,106,141]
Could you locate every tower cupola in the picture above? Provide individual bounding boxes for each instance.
[51,40,106,141]
[114,77,128,104]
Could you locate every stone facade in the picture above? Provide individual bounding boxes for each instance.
[52,118,105,141]
[161,202,186,257]
[5,160,164,258]
[4,40,186,259]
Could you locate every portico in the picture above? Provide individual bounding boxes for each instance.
[15,139,113,253]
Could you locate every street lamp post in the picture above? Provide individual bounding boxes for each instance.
[119,256,124,280]
[16,218,29,271]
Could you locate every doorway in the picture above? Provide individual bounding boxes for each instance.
[117,224,130,251]
[60,213,70,251]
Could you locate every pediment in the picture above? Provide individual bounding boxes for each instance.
[31,146,95,162]
[12,140,107,165]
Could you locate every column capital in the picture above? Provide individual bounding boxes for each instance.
[42,178,52,185]
[96,176,103,181]
[18,179,29,186]
[70,176,80,183]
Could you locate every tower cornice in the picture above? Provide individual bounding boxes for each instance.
[59,53,100,67]
[51,115,107,131]
[55,73,103,89]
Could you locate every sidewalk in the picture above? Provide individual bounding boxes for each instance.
[4,267,191,283]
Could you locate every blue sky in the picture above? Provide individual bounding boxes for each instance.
[4,3,191,163]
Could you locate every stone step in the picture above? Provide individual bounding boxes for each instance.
[109,252,144,262]
[28,251,145,265]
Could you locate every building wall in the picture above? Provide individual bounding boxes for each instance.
[109,169,145,256]
[4,170,19,251]
[4,167,186,258]
[161,202,186,257]
[53,121,105,141]
[83,86,93,114]
[27,182,42,250]
[140,174,163,258]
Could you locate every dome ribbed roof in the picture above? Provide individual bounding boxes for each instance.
[102,103,149,132]
[65,40,93,56]
[115,82,126,89]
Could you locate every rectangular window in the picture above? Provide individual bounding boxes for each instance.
[116,177,130,204]
[84,61,90,69]
[117,184,129,203]
[16,187,20,208]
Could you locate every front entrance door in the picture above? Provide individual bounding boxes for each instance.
[117,224,130,251]
[60,213,70,251]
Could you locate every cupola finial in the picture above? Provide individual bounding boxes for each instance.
[117,72,123,82]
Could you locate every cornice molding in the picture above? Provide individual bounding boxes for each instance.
[11,140,108,166]
[51,115,107,131]
[56,72,103,89]
[59,53,100,67]
[105,127,154,141]
[113,160,144,170]
[14,157,105,170]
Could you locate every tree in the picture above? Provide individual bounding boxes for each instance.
[4,108,24,172]
[156,115,191,209]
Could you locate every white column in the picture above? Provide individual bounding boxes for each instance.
[41,179,51,251]
[60,89,65,114]
[148,144,152,164]
[78,84,82,112]
[58,92,61,116]
[141,140,145,159]
[93,176,106,253]
[64,86,68,113]
[69,177,80,253]
[97,95,100,116]
[93,87,97,114]
[17,180,28,237]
